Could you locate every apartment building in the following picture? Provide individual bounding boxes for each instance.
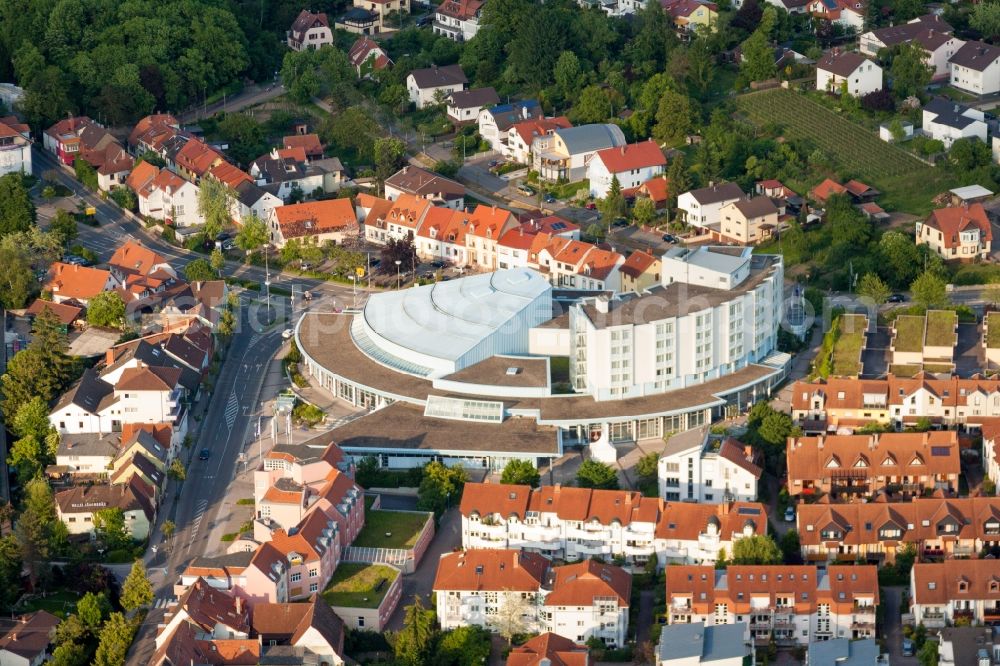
[786,431,960,501]
[0,115,31,177]
[790,374,1000,431]
[665,565,878,646]
[459,482,767,567]
[656,622,753,666]
[433,549,631,647]
[797,496,1000,563]
[657,426,762,503]
[363,193,432,245]
[912,560,1000,627]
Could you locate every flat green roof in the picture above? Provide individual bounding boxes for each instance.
[322,563,399,609]
[989,313,1000,349]
[352,510,430,550]
[924,310,957,348]
[831,315,866,377]
[893,315,925,353]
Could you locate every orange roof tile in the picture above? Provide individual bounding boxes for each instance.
[274,199,358,239]
[594,140,666,173]
[925,204,992,249]
[433,549,550,592]
[45,262,113,301]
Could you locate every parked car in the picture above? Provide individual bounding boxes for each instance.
[517,184,536,196]
[612,217,629,228]
[488,159,500,168]
[586,202,597,210]
[198,448,211,461]
[222,239,236,251]
[430,260,445,269]
[902,639,914,657]
[662,234,678,244]
[784,506,796,523]
[887,293,906,303]
[282,329,294,339]
[543,193,556,204]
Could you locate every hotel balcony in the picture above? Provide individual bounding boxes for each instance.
[952,544,976,557]
[466,535,507,549]
[574,540,612,556]
[983,606,1000,622]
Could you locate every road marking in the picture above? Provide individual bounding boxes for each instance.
[224,392,240,430]
[153,597,174,609]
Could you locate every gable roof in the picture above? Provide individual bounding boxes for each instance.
[810,178,848,202]
[348,36,392,71]
[925,203,993,249]
[865,14,951,49]
[52,368,115,414]
[510,117,574,147]
[55,482,153,521]
[950,40,1000,72]
[274,199,358,240]
[282,133,324,158]
[545,560,631,608]
[507,633,589,666]
[619,250,658,279]
[116,364,183,392]
[685,182,744,205]
[434,549,550,592]
[594,140,666,173]
[553,124,627,155]
[0,611,59,660]
[485,100,544,131]
[923,97,981,130]
[817,50,872,77]
[251,595,344,654]
[438,0,486,20]
[24,298,83,325]
[385,166,465,200]
[408,64,467,89]
[290,9,330,37]
[913,560,1000,605]
[109,240,168,277]
[176,578,251,636]
[46,262,113,301]
[729,195,779,219]
[449,87,500,110]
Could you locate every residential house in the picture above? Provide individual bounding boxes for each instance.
[715,196,780,245]
[127,162,202,227]
[507,633,589,666]
[43,116,116,166]
[627,175,670,210]
[128,114,180,154]
[478,100,544,154]
[587,140,667,199]
[496,217,580,270]
[250,596,346,665]
[665,565,879,646]
[231,180,284,226]
[55,479,153,540]
[618,250,661,294]
[250,148,325,201]
[22,299,84,333]
[262,510,343,600]
[344,0,410,34]
[677,182,743,231]
[657,427,761,503]
[807,639,886,666]
[922,97,987,148]
[539,239,624,291]
[507,116,574,165]
[911,560,1000,627]
[661,0,718,31]
[796,496,1000,563]
[808,0,865,32]
[108,240,177,285]
[950,40,1000,95]
[363,193,432,244]
[287,10,334,51]
[79,143,134,192]
[415,206,470,265]
[935,627,1000,666]
[434,0,486,41]
[0,116,31,177]
[809,178,848,205]
[532,124,627,182]
[348,36,392,78]
[282,133,325,161]
[255,469,364,544]
[172,137,224,182]
[916,203,993,261]
[434,550,632,647]
[786,431,960,501]
[406,65,467,109]
[0,612,60,666]
[656,622,752,666]
[816,51,883,97]
[54,432,121,476]
[859,15,960,78]
[48,369,117,435]
[268,199,359,247]
[447,87,500,124]
[313,156,347,192]
[384,165,465,209]
[152,614,257,666]
[44,262,119,304]
[459,482,768,567]
[465,204,519,270]
[156,578,252,648]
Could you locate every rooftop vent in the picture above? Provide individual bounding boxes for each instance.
[505,367,521,376]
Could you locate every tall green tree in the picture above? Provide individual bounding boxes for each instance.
[576,459,619,490]
[911,271,948,309]
[77,592,110,630]
[740,29,776,83]
[86,291,127,330]
[93,508,130,552]
[210,248,226,275]
[2,308,77,417]
[184,258,216,283]
[890,42,933,99]
[16,477,63,589]
[972,1,1000,41]
[392,596,437,666]
[731,534,783,564]
[235,213,269,252]
[500,459,541,487]
[374,137,407,189]
[93,612,136,666]
[0,535,22,610]
[197,178,234,240]
[652,90,695,146]
[417,462,468,517]
[437,625,492,666]
[571,85,613,124]
[0,173,35,237]
[857,272,891,305]
[120,560,154,611]
[553,50,583,105]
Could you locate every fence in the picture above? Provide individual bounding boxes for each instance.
[343,546,412,571]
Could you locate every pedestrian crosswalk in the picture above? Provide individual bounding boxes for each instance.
[224,392,240,430]
[152,596,175,609]
[326,412,364,430]
[189,499,208,541]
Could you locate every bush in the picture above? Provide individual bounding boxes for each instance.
[292,402,325,426]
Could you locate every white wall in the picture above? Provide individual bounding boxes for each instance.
[588,160,665,199]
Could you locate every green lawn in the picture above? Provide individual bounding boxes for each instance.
[893,315,926,353]
[831,315,866,377]
[737,88,959,214]
[988,313,1000,348]
[322,563,398,609]
[19,589,81,616]
[890,364,921,377]
[352,510,429,550]
[924,310,957,348]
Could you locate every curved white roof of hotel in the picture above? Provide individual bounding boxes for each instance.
[359,268,552,374]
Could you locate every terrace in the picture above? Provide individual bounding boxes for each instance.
[322,562,399,609]
[352,510,430,550]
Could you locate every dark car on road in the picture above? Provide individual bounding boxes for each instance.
[543,193,556,204]
[662,234,678,243]
[887,293,906,303]
[199,448,210,461]
[612,218,629,228]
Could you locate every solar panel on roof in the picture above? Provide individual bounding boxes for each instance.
[737,507,761,515]
[930,446,951,456]
[552,222,566,230]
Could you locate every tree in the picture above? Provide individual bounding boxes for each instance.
[890,42,932,99]
[437,625,492,666]
[51,642,88,666]
[0,535,22,611]
[576,459,619,490]
[917,639,939,666]
[553,50,583,105]
[0,173,36,237]
[984,279,1000,308]
[374,137,407,189]
[878,231,922,288]
[94,612,136,666]
[379,237,418,276]
[2,308,77,421]
[888,118,906,142]
[858,272,891,306]
[49,209,78,246]
[731,534,783,564]
[417,462,468,517]
[950,137,992,171]
[972,0,1000,41]
[209,248,226,277]
[162,520,176,542]
[652,90,695,146]
[636,451,659,479]
[73,158,98,191]
[632,197,656,227]
[16,477,61,590]
[120,560,154,611]
[392,596,436,666]
[599,175,627,220]
[86,291,126,330]
[500,459,541,487]
[93,508,130,552]
[780,529,803,564]
[0,240,37,309]
[740,29,776,83]
[12,396,51,441]
[911,271,948,309]
[8,433,47,480]
[235,213,268,253]
[77,591,110,630]
[197,178,234,240]
[571,85,613,124]
[496,591,536,645]
[217,113,266,166]
[184,258,215,283]
[665,155,691,216]
[168,458,187,481]
[54,614,87,646]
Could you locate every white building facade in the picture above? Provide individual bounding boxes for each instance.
[657,428,761,503]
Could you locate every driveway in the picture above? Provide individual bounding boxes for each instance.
[861,326,891,379]
[955,322,984,378]
[883,586,918,666]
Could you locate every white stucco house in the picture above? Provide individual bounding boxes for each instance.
[949,40,1000,95]
[587,140,667,199]
[406,65,467,109]
[922,97,987,148]
[816,50,883,97]
[657,427,762,503]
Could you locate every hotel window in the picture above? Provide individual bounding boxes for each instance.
[291,572,302,583]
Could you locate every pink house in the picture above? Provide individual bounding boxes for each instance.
[268,509,342,600]
[254,440,352,504]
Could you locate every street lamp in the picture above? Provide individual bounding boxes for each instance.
[350,274,358,309]
[395,260,402,290]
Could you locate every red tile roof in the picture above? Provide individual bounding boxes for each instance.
[545,560,631,608]
[925,204,992,249]
[274,199,358,240]
[594,140,666,173]
[810,178,848,202]
[24,299,83,325]
[433,549,550,592]
[619,250,658,279]
[282,133,324,158]
[45,262,113,301]
[109,240,168,277]
[507,633,589,666]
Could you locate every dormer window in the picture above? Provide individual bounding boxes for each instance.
[958,580,968,592]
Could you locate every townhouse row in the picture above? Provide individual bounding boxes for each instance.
[433,549,632,648]
[459,482,768,568]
